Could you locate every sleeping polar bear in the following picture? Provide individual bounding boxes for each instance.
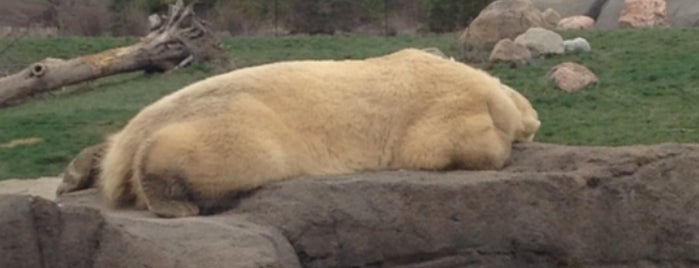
[98,48,541,218]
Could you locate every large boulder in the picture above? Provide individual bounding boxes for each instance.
[514,27,565,56]
[240,143,699,267]
[460,0,548,60]
[532,0,600,17]
[4,143,699,267]
[618,0,669,28]
[0,194,301,268]
[596,0,698,29]
[0,195,104,268]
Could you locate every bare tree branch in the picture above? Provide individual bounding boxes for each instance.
[0,0,231,108]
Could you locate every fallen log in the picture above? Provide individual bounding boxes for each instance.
[0,0,229,108]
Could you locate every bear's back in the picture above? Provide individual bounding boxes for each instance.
[118,48,507,155]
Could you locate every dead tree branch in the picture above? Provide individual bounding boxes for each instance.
[0,0,230,108]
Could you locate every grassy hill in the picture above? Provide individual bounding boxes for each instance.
[1,28,698,180]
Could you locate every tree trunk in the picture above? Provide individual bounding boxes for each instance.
[0,0,229,108]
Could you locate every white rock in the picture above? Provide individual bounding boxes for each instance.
[564,37,592,52]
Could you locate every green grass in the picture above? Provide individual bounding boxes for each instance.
[486,28,699,145]
[224,34,460,66]
[0,29,698,179]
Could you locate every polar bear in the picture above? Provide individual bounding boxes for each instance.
[98,48,540,218]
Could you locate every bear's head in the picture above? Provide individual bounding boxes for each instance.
[501,84,541,142]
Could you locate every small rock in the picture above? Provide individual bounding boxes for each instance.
[489,39,533,64]
[563,37,592,52]
[618,0,670,28]
[547,62,598,92]
[556,15,596,30]
[542,8,562,28]
[514,27,564,56]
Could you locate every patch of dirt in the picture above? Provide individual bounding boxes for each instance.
[1,137,43,148]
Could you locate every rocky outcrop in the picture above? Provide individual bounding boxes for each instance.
[618,0,669,28]
[0,194,301,268]
[234,143,699,267]
[0,195,103,268]
[4,143,699,267]
[547,62,599,92]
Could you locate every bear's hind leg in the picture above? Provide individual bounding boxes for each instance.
[398,113,512,171]
[135,124,202,218]
[453,126,511,170]
[139,172,200,218]
[448,112,513,170]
